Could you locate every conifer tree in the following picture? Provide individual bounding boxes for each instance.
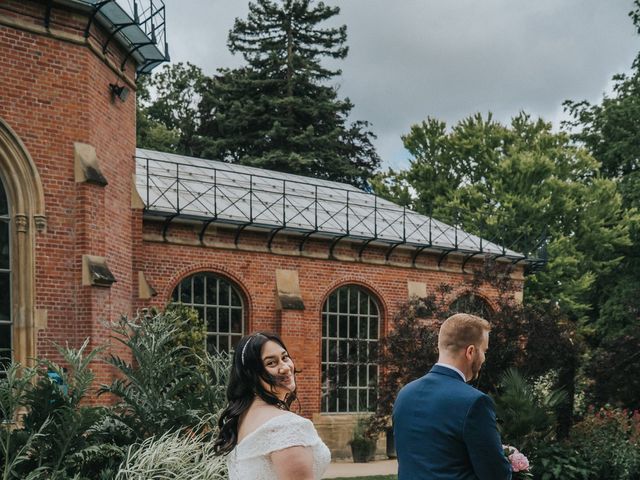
[198,0,380,188]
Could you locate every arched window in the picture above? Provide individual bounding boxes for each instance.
[321,285,380,413]
[0,178,10,371]
[450,293,492,318]
[171,273,245,354]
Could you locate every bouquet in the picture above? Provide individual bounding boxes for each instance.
[503,445,532,479]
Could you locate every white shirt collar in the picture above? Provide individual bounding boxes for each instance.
[435,362,467,382]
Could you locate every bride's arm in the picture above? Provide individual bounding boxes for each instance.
[271,446,315,480]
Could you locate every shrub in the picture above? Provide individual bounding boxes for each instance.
[0,341,124,480]
[0,307,233,479]
[569,406,640,480]
[349,416,377,463]
[529,442,593,480]
[367,297,439,435]
[494,368,566,452]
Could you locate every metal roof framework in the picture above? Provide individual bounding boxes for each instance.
[53,0,169,74]
[135,149,545,270]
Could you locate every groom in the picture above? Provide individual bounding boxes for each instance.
[393,313,512,480]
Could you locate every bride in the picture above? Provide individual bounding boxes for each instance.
[214,332,331,480]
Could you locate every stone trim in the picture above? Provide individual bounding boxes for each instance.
[0,118,47,367]
[131,174,145,209]
[138,271,157,299]
[407,281,427,299]
[275,269,305,310]
[74,143,108,186]
[82,255,116,287]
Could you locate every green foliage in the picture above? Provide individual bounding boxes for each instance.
[98,310,210,439]
[136,63,205,155]
[349,416,377,462]
[585,328,640,410]
[164,304,206,368]
[494,369,567,452]
[562,2,640,342]
[0,341,125,480]
[569,406,640,480]
[529,442,593,480]
[0,363,48,480]
[386,112,633,325]
[135,73,181,153]
[0,306,233,479]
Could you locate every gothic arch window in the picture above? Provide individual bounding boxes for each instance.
[321,285,380,413]
[0,118,46,370]
[171,272,245,354]
[450,293,492,318]
[0,177,10,370]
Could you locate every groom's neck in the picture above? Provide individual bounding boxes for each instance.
[436,356,470,382]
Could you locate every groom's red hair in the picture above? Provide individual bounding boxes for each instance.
[438,313,490,353]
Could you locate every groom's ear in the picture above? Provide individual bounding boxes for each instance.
[464,344,475,360]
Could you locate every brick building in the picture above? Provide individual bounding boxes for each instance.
[0,0,528,457]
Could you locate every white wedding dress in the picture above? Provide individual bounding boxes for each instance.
[226,411,331,480]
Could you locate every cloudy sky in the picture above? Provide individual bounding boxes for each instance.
[157,0,638,170]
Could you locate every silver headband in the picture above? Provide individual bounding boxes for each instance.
[241,337,253,366]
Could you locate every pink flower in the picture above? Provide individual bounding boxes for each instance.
[509,451,530,473]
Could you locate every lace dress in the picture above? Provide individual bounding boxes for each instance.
[226,411,331,480]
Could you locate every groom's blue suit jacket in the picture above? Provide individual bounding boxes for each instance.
[393,365,512,480]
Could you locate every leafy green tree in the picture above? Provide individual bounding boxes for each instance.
[136,63,206,155]
[197,0,380,187]
[378,113,632,325]
[563,2,640,340]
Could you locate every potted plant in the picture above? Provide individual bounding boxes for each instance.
[349,416,377,463]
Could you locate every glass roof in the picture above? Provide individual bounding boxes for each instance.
[66,0,168,74]
[135,148,525,260]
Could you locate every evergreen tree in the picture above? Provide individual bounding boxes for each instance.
[198,0,380,188]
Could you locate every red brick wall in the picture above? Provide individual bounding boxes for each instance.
[0,1,137,391]
[137,222,522,417]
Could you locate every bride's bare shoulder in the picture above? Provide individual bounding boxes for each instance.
[237,404,292,442]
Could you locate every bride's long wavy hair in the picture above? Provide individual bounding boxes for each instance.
[214,332,298,455]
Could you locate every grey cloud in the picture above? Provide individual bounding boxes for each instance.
[161,0,638,168]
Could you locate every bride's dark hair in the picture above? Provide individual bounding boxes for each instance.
[214,332,298,455]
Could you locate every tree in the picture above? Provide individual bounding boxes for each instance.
[563,2,640,340]
[136,63,206,156]
[376,113,633,326]
[197,0,380,188]
[585,328,640,410]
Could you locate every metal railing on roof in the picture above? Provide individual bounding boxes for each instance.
[67,0,169,74]
[136,155,545,271]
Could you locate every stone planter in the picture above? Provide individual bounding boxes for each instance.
[349,438,377,463]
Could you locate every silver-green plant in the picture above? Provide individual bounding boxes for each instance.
[0,362,49,480]
[115,424,227,480]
